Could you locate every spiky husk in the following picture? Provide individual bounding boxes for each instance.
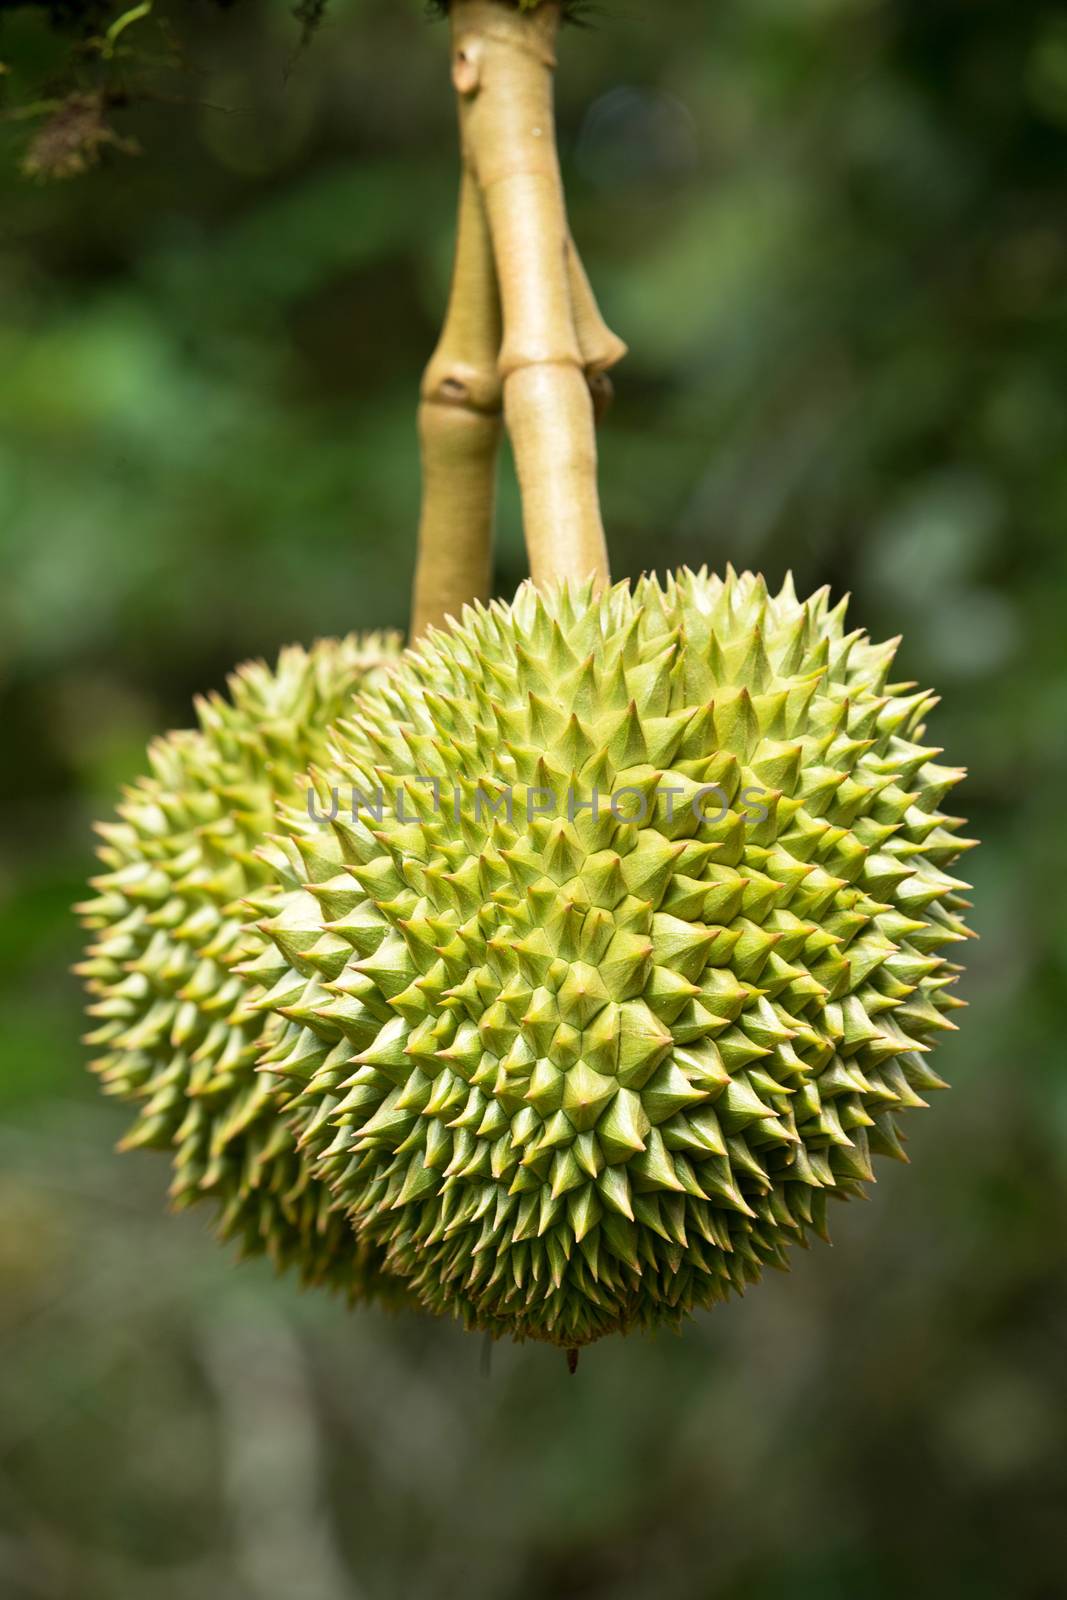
[255,571,974,1345]
[77,634,405,1296]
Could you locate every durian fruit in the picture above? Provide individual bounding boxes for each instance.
[255,570,974,1345]
[77,634,404,1293]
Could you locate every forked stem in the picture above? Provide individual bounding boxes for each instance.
[410,166,504,639]
[411,0,626,622]
[450,0,615,593]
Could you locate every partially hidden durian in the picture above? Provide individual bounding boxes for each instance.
[77,634,404,1294]
[254,570,974,1345]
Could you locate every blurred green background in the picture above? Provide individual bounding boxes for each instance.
[2,0,1066,1595]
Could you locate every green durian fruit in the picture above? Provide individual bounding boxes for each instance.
[77,634,404,1294]
[255,570,975,1346]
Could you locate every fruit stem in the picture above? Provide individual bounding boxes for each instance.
[568,233,626,424]
[450,0,616,593]
[411,165,504,640]
[567,230,628,384]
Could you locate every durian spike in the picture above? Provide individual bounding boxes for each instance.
[451,0,611,593]
[411,166,504,640]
